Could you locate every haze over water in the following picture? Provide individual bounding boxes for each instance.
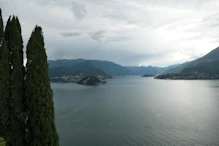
[52,76,219,146]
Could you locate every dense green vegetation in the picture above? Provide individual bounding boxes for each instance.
[26,26,59,146]
[0,41,9,140]
[142,74,155,77]
[0,9,10,139]
[77,76,107,85]
[0,9,59,146]
[0,9,3,41]
[4,16,25,146]
[156,73,219,80]
[0,137,6,146]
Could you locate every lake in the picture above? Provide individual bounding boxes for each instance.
[52,76,219,146]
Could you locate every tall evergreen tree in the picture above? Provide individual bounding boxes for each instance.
[26,26,59,146]
[0,9,3,42]
[0,8,10,140]
[4,16,25,146]
[15,17,24,75]
[0,41,10,139]
[4,16,11,44]
[0,9,3,59]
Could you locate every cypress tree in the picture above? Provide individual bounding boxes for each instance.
[4,16,11,44]
[26,26,59,146]
[0,8,4,62]
[0,41,10,138]
[15,17,24,75]
[0,8,10,140]
[4,16,25,146]
[0,9,3,41]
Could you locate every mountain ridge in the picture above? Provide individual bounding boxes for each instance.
[48,59,133,77]
[164,46,219,75]
[48,59,177,77]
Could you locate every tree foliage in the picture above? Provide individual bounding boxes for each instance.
[0,8,9,140]
[26,26,59,146]
[0,41,10,139]
[3,16,25,146]
[0,9,3,41]
[0,9,59,146]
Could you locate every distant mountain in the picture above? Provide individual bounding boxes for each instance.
[165,47,219,75]
[48,59,132,77]
[89,60,133,76]
[72,61,111,77]
[49,66,73,77]
[48,59,182,78]
[49,60,111,78]
[127,66,160,75]
[126,65,177,75]
[183,59,219,75]
[48,59,85,68]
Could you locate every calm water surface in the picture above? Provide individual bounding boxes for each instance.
[52,76,219,146]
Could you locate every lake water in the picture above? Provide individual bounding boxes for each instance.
[52,76,219,146]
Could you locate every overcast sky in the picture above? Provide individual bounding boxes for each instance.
[1,0,219,67]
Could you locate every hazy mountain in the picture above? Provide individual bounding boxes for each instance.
[126,66,160,75]
[89,60,133,76]
[48,59,85,68]
[165,47,219,74]
[49,66,73,77]
[183,60,219,75]
[72,61,111,77]
[126,65,178,75]
[49,61,111,78]
[48,59,132,77]
[48,59,180,78]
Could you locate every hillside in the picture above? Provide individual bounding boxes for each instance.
[89,60,133,76]
[77,76,107,85]
[48,59,132,77]
[72,61,110,77]
[48,59,85,68]
[49,61,111,79]
[127,65,177,75]
[183,60,219,75]
[48,59,180,78]
[165,47,219,75]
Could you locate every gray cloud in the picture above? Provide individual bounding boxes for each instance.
[202,13,219,22]
[70,1,87,20]
[89,30,106,41]
[60,32,81,37]
[107,36,133,42]
[1,0,219,67]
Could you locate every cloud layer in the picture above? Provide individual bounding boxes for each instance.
[1,0,219,66]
